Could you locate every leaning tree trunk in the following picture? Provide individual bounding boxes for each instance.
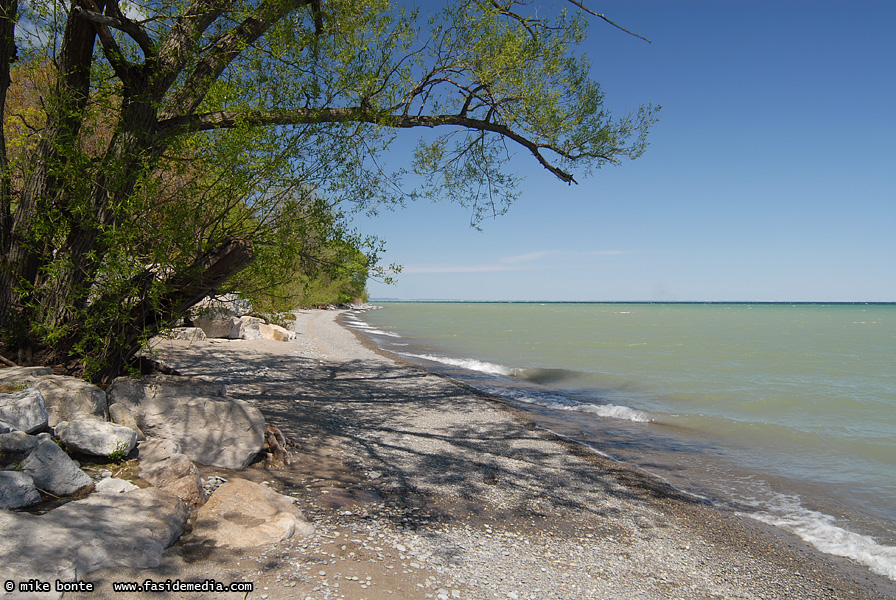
[92,238,254,385]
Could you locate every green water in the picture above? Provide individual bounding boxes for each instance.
[349,302,896,579]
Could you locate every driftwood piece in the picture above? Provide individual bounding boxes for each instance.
[263,423,296,469]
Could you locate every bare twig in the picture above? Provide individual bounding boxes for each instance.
[564,0,652,43]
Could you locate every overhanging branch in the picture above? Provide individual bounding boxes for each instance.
[158,108,581,183]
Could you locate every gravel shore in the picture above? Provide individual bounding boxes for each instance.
[70,309,896,599]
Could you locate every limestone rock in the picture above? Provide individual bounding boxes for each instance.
[163,326,208,342]
[95,477,139,494]
[0,471,41,509]
[55,419,137,458]
[193,314,239,338]
[137,436,181,460]
[108,375,263,469]
[31,375,107,427]
[108,402,145,440]
[192,479,313,548]
[0,388,48,434]
[0,487,187,598]
[139,438,206,508]
[259,322,296,342]
[0,431,40,453]
[108,374,226,405]
[0,366,52,382]
[21,438,93,496]
[231,315,265,340]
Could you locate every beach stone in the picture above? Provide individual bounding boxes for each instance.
[192,479,313,548]
[31,375,107,427]
[108,402,146,440]
[108,375,263,469]
[163,326,208,342]
[138,436,182,460]
[231,315,265,340]
[0,430,40,453]
[259,322,296,342]
[94,477,139,495]
[0,387,48,434]
[193,315,240,338]
[21,438,93,496]
[108,373,226,405]
[0,487,187,598]
[0,471,41,509]
[139,439,206,507]
[55,419,137,458]
[0,366,52,383]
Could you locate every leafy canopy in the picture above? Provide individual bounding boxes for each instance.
[0,0,657,380]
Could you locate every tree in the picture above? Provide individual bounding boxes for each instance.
[0,0,657,382]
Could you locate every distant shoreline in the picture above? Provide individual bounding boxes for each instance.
[369,299,896,305]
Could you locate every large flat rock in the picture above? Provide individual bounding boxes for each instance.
[107,375,264,469]
[0,487,187,599]
[192,479,313,549]
[0,370,106,428]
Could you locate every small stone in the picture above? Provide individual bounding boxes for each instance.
[95,477,139,495]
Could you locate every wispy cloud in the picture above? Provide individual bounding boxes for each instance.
[402,264,525,274]
[402,249,630,274]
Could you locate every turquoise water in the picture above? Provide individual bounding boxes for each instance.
[346,302,896,580]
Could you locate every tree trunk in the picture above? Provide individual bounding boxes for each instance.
[92,238,254,385]
[2,1,104,329]
[0,0,17,323]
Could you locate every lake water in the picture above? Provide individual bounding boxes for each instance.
[345,302,896,581]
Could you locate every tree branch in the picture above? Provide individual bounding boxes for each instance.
[563,0,651,43]
[75,0,132,82]
[71,3,154,57]
[161,0,309,118]
[159,107,581,183]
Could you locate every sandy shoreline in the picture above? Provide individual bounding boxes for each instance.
[64,309,896,599]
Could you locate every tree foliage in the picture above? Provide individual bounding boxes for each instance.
[0,0,657,382]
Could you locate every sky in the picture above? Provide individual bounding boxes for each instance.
[351,0,896,302]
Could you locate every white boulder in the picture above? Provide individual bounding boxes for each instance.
[107,375,264,469]
[54,419,137,458]
[0,388,48,434]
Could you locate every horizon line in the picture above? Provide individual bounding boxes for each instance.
[367,299,896,305]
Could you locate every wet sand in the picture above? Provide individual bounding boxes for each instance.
[69,309,896,599]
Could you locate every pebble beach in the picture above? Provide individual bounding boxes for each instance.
[68,309,896,599]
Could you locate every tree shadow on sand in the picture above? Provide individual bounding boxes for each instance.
[160,341,713,527]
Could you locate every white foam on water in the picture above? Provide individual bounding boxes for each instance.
[399,353,652,422]
[398,352,516,376]
[743,495,896,581]
[570,402,652,422]
[345,320,401,337]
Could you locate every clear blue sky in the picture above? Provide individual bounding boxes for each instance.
[352,0,896,302]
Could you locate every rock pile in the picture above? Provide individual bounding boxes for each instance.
[0,365,314,597]
[192,313,297,341]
